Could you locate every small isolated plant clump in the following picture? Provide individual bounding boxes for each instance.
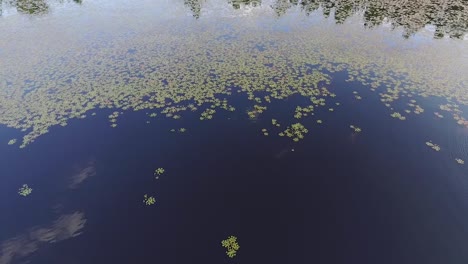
[154,168,165,176]
[425,141,441,151]
[350,125,362,133]
[18,184,32,196]
[143,194,156,205]
[221,236,240,258]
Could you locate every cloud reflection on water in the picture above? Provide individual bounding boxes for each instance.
[0,212,87,264]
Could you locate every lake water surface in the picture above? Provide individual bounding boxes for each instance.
[0,0,468,263]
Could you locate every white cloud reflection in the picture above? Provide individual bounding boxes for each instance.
[69,160,96,189]
[0,212,87,264]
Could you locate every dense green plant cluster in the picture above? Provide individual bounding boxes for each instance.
[279,122,309,142]
[0,4,466,149]
[18,184,32,196]
[143,194,156,205]
[221,236,240,258]
[154,168,165,176]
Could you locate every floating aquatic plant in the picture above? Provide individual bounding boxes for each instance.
[154,168,165,176]
[18,184,32,196]
[350,125,362,133]
[294,105,315,120]
[271,119,280,127]
[221,236,240,258]
[179,128,186,133]
[390,112,406,120]
[247,105,267,119]
[0,14,467,149]
[143,194,156,206]
[200,109,216,120]
[279,123,308,142]
[455,158,465,164]
[317,120,322,124]
[8,139,17,145]
[425,141,441,151]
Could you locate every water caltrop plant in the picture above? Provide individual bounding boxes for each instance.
[350,125,362,133]
[154,168,165,176]
[425,141,441,151]
[143,194,156,205]
[18,184,32,196]
[221,236,240,258]
[279,123,308,142]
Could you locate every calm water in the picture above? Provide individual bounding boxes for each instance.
[1,0,468,263]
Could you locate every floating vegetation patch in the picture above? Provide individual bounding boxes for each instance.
[279,123,308,142]
[0,8,466,149]
[221,235,240,258]
[407,100,424,114]
[247,105,267,119]
[439,103,468,126]
[426,141,441,151]
[18,184,32,196]
[7,138,17,145]
[271,119,280,127]
[143,194,156,206]
[350,125,362,133]
[353,91,362,100]
[294,105,314,119]
[455,158,464,165]
[200,109,216,121]
[391,112,407,121]
[261,128,268,136]
[154,168,165,176]
[108,111,121,128]
[171,128,187,133]
[317,119,322,124]
[434,112,444,118]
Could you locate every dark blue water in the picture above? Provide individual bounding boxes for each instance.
[1,74,467,263]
